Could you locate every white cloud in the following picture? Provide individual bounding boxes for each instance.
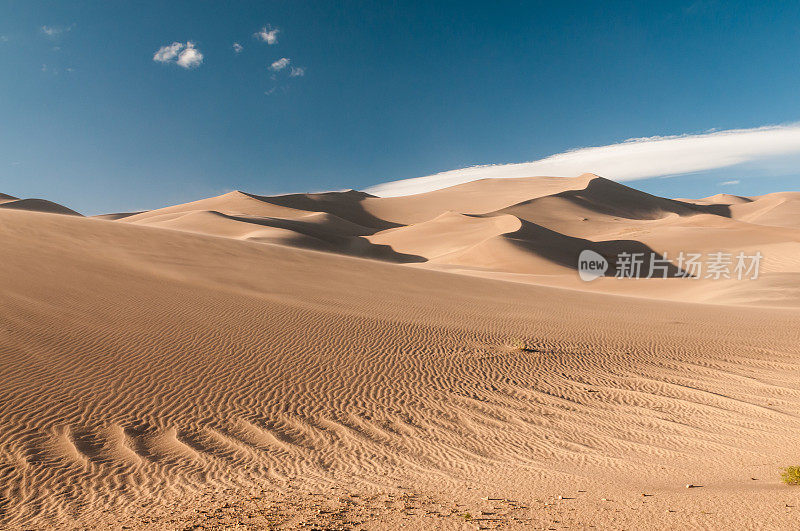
[42,26,65,37]
[153,42,183,63]
[0,35,8,42]
[176,42,203,68]
[254,26,279,44]
[719,180,740,186]
[366,125,800,196]
[270,57,290,71]
[233,42,243,53]
[153,41,203,69]
[289,66,305,77]
[41,24,72,37]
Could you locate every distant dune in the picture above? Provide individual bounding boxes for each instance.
[0,193,81,216]
[107,174,800,308]
[91,211,144,221]
[1,177,799,529]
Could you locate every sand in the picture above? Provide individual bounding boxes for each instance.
[1,176,799,529]
[0,193,81,217]
[121,175,800,308]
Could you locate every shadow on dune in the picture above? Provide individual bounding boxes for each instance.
[501,218,687,277]
[219,212,426,263]
[686,202,733,218]
[0,198,82,217]
[501,177,733,221]
[92,212,144,221]
[241,190,401,231]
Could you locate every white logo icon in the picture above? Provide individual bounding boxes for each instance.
[578,249,608,281]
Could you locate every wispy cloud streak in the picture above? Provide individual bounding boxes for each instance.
[41,25,73,37]
[367,125,800,196]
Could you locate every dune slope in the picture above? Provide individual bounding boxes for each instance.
[0,194,81,216]
[112,176,800,309]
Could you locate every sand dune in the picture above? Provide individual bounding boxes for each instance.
[2,176,800,528]
[0,194,81,216]
[367,211,523,261]
[91,211,144,221]
[109,176,800,308]
[690,192,754,205]
[728,192,800,229]
[359,175,597,225]
[125,190,393,231]
[684,191,800,229]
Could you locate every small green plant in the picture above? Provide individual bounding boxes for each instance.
[460,512,472,520]
[509,338,536,352]
[781,466,800,485]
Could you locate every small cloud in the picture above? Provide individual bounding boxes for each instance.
[41,24,72,37]
[289,66,305,77]
[0,35,9,43]
[153,42,183,63]
[10,161,21,166]
[254,26,279,44]
[264,87,276,95]
[233,42,243,53]
[719,180,740,186]
[270,57,290,71]
[176,42,203,68]
[153,41,203,69]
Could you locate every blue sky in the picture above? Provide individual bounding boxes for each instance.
[2,1,800,215]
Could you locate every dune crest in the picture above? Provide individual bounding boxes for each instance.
[0,193,81,216]
[101,176,800,307]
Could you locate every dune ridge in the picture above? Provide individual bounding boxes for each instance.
[106,175,800,308]
[0,194,81,216]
